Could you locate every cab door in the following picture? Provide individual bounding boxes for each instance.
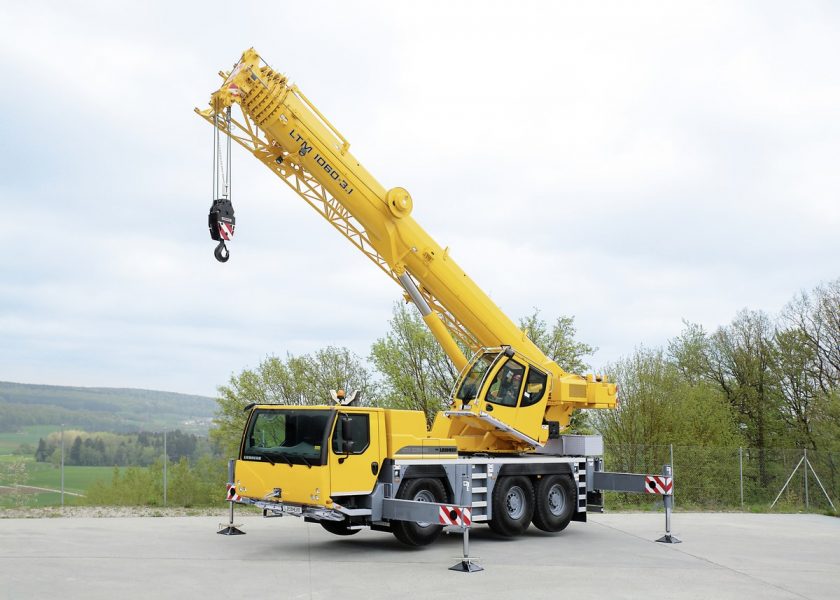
[481,358,526,427]
[329,410,382,497]
[514,365,549,441]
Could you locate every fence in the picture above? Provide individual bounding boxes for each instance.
[0,429,226,510]
[604,444,840,512]
[4,439,838,512]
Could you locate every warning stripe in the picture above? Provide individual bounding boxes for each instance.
[226,483,241,502]
[218,222,234,240]
[644,476,673,495]
[438,505,471,526]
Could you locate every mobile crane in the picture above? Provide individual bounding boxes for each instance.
[198,49,655,547]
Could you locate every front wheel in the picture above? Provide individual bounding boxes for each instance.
[391,478,447,546]
[532,474,576,533]
[488,475,535,537]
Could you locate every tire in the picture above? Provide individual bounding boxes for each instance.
[320,518,361,536]
[488,476,535,537]
[391,478,447,546]
[532,474,576,533]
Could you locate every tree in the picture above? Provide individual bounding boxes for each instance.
[518,310,595,374]
[777,278,840,454]
[771,326,820,449]
[698,310,785,485]
[69,436,83,466]
[781,278,840,394]
[592,346,738,448]
[211,347,374,457]
[667,320,709,384]
[34,438,49,462]
[1,459,29,508]
[370,302,458,424]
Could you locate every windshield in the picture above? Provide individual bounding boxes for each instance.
[455,352,498,400]
[242,409,334,466]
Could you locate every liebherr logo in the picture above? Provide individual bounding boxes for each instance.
[289,129,313,156]
[287,127,353,195]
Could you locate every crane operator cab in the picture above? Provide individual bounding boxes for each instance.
[447,347,551,450]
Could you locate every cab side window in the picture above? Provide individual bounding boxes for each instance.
[520,368,548,407]
[486,360,526,407]
[332,414,370,455]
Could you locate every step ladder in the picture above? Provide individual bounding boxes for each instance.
[470,464,489,522]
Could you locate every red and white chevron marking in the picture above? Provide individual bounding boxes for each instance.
[218,222,234,240]
[226,483,241,502]
[644,475,673,495]
[438,505,471,526]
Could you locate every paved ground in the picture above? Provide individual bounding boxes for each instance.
[1,512,838,599]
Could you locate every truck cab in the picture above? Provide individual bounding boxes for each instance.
[235,406,385,511]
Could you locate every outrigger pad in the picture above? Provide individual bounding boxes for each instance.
[449,559,484,573]
[656,534,681,544]
[217,524,246,536]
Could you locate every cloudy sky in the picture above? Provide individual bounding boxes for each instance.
[1,1,838,397]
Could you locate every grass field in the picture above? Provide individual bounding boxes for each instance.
[0,425,61,454]
[0,426,124,508]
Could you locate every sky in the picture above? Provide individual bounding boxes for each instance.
[1,1,838,397]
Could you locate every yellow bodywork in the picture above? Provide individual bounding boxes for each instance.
[234,405,454,506]
[199,48,616,457]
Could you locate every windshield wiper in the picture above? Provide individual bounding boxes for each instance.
[259,451,292,467]
[261,454,276,466]
[297,455,312,469]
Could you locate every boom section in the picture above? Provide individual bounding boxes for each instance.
[197,48,550,371]
[198,49,617,442]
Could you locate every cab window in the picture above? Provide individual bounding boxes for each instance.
[332,413,370,455]
[520,367,548,407]
[486,360,526,407]
[456,353,496,400]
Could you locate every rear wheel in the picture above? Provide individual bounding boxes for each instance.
[391,478,447,546]
[488,476,534,537]
[532,474,576,533]
[320,518,361,536]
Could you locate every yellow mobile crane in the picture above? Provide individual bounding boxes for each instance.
[199,49,629,546]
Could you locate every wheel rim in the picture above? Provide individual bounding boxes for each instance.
[414,489,436,528]
[547,483,566,517]
[505,485,526,520]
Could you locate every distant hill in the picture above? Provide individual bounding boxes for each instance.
[0,381,217,435]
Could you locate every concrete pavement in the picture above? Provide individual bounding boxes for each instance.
[1,512,838,599]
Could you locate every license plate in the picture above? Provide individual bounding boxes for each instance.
[283,504,302,515]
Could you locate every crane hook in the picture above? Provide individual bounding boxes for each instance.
[214,240,230,262]
[209,197,235,263]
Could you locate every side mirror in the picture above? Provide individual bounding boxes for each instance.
[338,415,354,460]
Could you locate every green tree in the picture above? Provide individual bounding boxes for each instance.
[212,347,374,457]
[0,459,29,508]
[69,436,82,465]
[518,310,595,374]
[592,346,739,448]
[771,326,820,449]
[370,302,458,424]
